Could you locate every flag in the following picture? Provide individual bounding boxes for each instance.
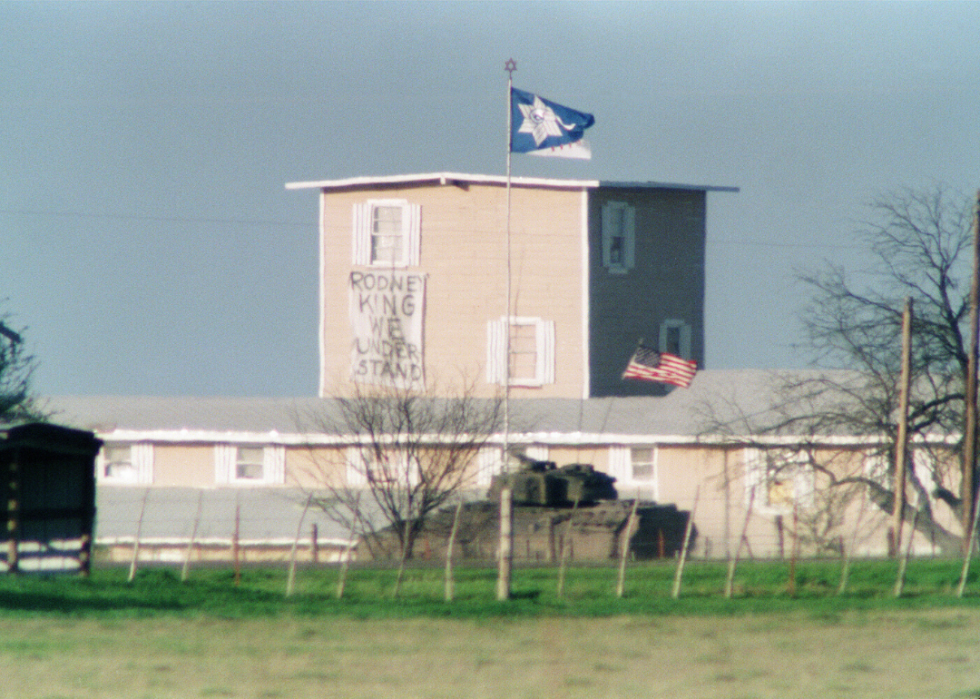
[622,344,697,388]
[510,87,595,159]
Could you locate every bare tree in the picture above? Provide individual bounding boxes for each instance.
[0,310,41,424]
[301,378,504,562]
[701,186,976,554]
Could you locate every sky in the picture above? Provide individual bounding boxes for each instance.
[3,1,979,398]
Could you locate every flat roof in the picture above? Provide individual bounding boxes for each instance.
[285,172,738,193]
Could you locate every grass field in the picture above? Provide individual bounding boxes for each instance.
[2,560,980,698]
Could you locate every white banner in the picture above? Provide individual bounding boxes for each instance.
[349,270,426,387]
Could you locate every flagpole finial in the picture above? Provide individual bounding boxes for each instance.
[504,58,517,78]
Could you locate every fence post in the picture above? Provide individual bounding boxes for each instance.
[616,496,640,598]
[672,486,700,599]
[445,500,463,602]
[311,523,319,566]
[556,498,579,600]
[894,510,919,598]
[181,490,203,582]
[128,488,150,583]
[725,487,755,598]
[232,494,241,587]
[286,494,313,597]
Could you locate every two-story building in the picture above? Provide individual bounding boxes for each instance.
[284,172,738,398]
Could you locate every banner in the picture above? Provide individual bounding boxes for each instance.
[349,270,426,387]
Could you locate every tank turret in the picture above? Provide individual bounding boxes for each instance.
[489,458,617,507]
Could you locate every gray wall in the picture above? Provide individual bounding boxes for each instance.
[588,187,706,397]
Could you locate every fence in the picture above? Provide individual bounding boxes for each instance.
[96,486,980,600]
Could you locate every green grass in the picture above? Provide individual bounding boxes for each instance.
[3,562,980,699]
[0,558,977,620]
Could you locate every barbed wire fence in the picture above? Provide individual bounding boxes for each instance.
[93,485,980,599]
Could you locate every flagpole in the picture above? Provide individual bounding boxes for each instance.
[497,58,517,602]
[503,58,515,467]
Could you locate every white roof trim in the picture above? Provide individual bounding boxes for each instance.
[286,172,598,191]
[96,536,353,547]
[285,172,738,193]
[95,427,951,449]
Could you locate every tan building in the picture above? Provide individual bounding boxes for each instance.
[49,369,965,562]
[285,172,737,398]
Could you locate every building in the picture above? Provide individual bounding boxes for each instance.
[48,368,964,562]
[43,172,967,563]
[285,172,737,398]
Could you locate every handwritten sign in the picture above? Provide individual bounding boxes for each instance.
[349,270,426,387]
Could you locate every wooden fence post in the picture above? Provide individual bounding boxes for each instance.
[286,494,312,597]
[616,496,640,598]
[181,490,203,583]
[445,500,463,602]
[725,487,755,598]
[128,488,150,583]
[672,486,700,599]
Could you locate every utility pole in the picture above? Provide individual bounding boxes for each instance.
[892,297,913,554]
[964,190,980,553]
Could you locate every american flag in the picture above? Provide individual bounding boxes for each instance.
[622,344,697,388]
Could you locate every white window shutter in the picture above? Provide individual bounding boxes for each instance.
[524,445,549,462]
[623,204,636,269]
[601,203,615,268]
[538,320,555,384]
[794,464,815,510]
[133,443,154,485]
[214,444,236,485]
[607,446,630,482]
[264,445,286,485]
[487,318,507,384]
[346,447,368,487]
[352,202,371,266]
[406,203,421,266]
[743,448,763,507]
[476,447,501,486]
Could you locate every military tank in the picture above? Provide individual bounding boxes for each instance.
[453,457,692,561]
[359,456,693,562]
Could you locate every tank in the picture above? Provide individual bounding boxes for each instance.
[488,458,618,507]
[362,457,694,562]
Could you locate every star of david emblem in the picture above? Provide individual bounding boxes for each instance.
[517,95,577,146]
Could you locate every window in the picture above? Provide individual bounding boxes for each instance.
[607,446,659,499]
[487,317,555,387]
[235,447,265,480]
[601,201,635,273]
[630,447,656,480]
[102,444,135,482]
[97,443,153,484]
[509,323,538,381]
[659,319,692,358]
[352,199,421,267]
[214,445,285,485]
[346,447,420,488]
[744,448,814,514]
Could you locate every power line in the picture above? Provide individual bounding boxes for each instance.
[2,207,863,250]
[709,238,864,251]
[0,208,311,228]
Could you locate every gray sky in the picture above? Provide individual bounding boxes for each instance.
[3,1,979,397]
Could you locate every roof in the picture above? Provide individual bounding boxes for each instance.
[285,171,739,194]
[95,486,353,544]
[44,369,856,446]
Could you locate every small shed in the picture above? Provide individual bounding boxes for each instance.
[0,422,102,574]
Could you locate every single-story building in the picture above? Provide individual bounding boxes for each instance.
[45,369,968,564]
